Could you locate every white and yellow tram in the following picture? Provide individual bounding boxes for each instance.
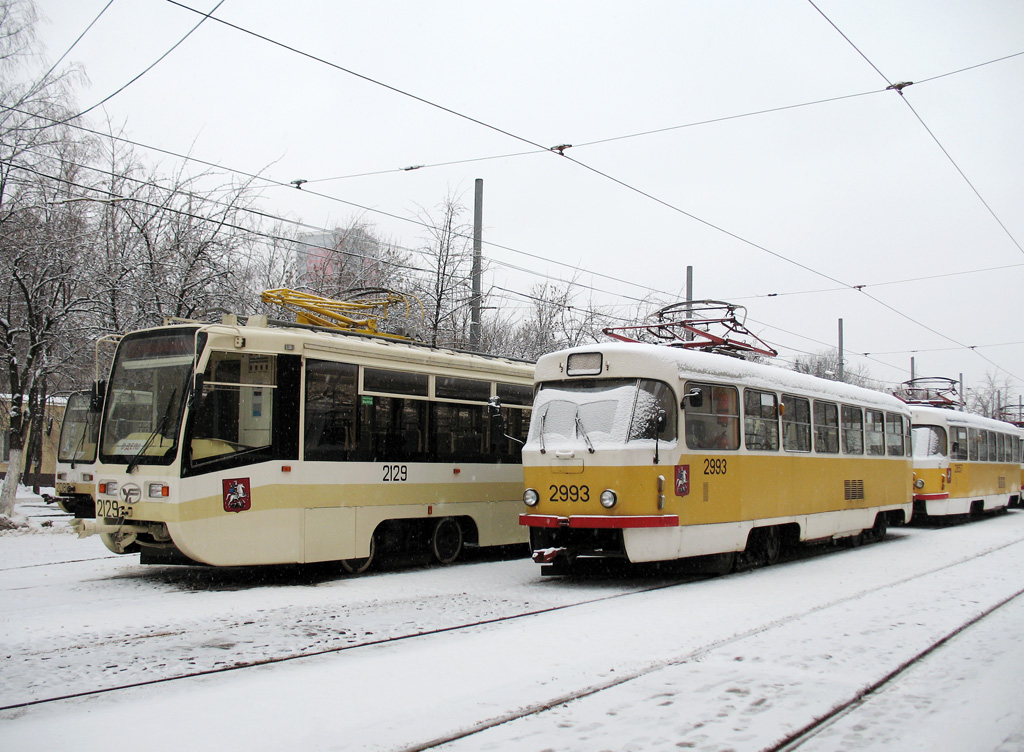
[908,405,1020,517]
[519,343,913,573]
[72,315,533,569]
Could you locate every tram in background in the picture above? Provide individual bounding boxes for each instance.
[519,302,913,575]
[72,290,533,570]
[996,402,1024,508]
[52,336,120,519]
[900,378,1021,517]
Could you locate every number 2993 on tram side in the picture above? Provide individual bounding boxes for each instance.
[519,343,914,574]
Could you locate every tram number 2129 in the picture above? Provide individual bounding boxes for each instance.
[382,464,409,482]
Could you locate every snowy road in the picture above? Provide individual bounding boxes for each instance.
[2,509,1024,751]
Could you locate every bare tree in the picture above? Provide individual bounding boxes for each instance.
[965,371,1016,419]
[792,349,874,389]
[413,194,474,348]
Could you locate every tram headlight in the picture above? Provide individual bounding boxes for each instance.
[523,488,540,507]
[914,478,925,489]
[600,489,617,509]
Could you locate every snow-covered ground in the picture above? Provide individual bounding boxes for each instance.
[2,489,1023,751]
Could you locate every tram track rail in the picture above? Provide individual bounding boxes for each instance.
[7,531,1022,733]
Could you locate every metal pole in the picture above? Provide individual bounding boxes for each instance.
[837,318,844,382]
[684,265,693,341]
[470,178,483,349]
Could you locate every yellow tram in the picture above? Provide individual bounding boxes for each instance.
[900,380,1021,517]
[519,328,913,574]
[72,292,533,570]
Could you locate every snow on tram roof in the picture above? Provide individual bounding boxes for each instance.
[537,342,908,412]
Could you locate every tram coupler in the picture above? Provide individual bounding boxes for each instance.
[532,547,566,564]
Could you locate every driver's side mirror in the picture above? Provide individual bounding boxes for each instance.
[89,380,106,413]
[682,387,703,409]
[188,373,205,410]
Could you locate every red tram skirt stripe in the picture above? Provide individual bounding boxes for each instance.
[914,493,950,501]
[520,514,680,529]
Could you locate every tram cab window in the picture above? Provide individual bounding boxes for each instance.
[744,389,779,451]
[865,410,885,456]
[684,383,738,451]
[191,352,276,463]
[629,380,677,442]
[912,424,947,458]
[841,405,864,454]
[781,395,811,452]
[813,401,839,454]
[885,413,906,456]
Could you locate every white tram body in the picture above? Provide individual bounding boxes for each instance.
[520,343,913,570]
[909,405,1021,517]
[73,317,533,568]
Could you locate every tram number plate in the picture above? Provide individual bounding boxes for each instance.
[96,499,132,518]
[382,464,408,482]
[703,458,727,475]
[549,484,590,502]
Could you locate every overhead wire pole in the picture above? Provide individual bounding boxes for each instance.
[470,178,483,349]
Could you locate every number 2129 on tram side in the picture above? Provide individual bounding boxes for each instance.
[73,316,534,571]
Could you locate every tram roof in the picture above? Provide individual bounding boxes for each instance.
[536,342,908,412]
[907,403,1022,433]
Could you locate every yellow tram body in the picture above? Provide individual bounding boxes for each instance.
[909,405,1020,517]
[520,343,913,569]
[73,317,533,568]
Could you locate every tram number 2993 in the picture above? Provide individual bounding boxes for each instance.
[549,484,590,502]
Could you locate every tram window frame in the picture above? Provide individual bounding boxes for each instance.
[813,401,840,454]
[885,413,906,457]
[362,367,429,398]
[781,394,811,453]
[951,426,968,460]
[434,376,491,403]
[743,389,779,452]
[684,382,739,451]
[912,424,947,459]
[303,359,359,462]
[865,410,885,456]
[968,428,979,461]
[841,405,864,455]
[496,382,533,406]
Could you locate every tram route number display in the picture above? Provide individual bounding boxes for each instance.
[549,484,590,502]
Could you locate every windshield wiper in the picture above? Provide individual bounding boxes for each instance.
[126,388,177,474]
[538,407,548,454]
[574,409,595,454]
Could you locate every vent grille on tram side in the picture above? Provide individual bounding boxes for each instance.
[844,479,865,501]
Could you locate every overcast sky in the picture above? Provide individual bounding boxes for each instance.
[35,0,1024,401]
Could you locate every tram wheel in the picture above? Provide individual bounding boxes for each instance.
[869,514,888,542]
[431,518,463,565]
[340,535,376,574]
[761,526,781,566]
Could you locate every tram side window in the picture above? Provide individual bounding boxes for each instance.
[304,360,358,461]
[744,389,779,451]
[432,401,488,461]
[684,382,739,451]
[968,428,979,461]
[813,401,839,454]
[865,410,885,456]
[841,405,864,454]
[361,395,429,462]
[885,413,906,456]
[781,395,811,452]
[950,426,968,461]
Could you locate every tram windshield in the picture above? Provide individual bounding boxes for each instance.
[912,424,947,458]
[57,391,99,466]
[99,329,197,467]
[528,378,676,450]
